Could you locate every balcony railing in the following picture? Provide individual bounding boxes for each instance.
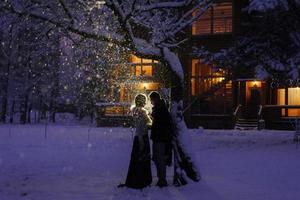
[262,105,300,130]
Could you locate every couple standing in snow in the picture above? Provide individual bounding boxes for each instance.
[119,91,173,189]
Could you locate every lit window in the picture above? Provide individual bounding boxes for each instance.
[130,55,158,64]
[131,55,142,63]
[277,89,285,106]
[133,65,153,76]
[191,59,225,96]
[130,55,156,77]
[191,78,196,96]
[277,88,300,117]
[135,66,142,76]
[141,65,152,76]
[142,58,153,63]
[288,88,300,105]
[288,88,300,116]
[192,2,232,35]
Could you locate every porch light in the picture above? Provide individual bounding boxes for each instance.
[249,80,261,88]
[253,81,258,88]
[142,83,149,90]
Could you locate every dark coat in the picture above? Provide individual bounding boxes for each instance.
[150,99,172,142]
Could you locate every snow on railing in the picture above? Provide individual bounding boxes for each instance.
[257,105,265,130]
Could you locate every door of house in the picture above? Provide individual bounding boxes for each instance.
[246,88,261,118]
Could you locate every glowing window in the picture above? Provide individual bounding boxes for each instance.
[191,59,225,96]
[277,89,285,105]
[288,88,300,105]
[141,65,152,76]
[134,65,152,76]
[192,60,198,76]
[288,88,300,116]
[135,66,142,76]
[277,88,300,116]
[191,78,196,96]
[130,55,158,64]
[192,2,232,35]
[142,58,152,63]
[131,55,142,63]
[130,55,157,77]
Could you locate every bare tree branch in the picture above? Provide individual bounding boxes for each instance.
[169,0,213,37]
[57,0,75,24]
[2,4,125,46]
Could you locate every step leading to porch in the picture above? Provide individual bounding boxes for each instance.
[235,118,258,130]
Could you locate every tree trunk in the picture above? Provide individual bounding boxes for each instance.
[9,99,15,124]
[50,62,60,123]
[1,96,7,123]
[0,81,8,123]
[162,48,201,186]
[1,60,11,123]
[20,94,28,124]
[50,76,59,123]
[49,97,56,123]
[27,103,32,124]
[90,110,94,124]
[1,25,13,123]
[38,96,42,123]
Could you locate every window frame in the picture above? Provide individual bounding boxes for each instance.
[192,2,233,36]
[191,59,226,96]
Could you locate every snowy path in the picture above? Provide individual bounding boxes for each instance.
[0,125,299,200]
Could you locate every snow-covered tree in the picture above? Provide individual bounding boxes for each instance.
[0,3,128,123]
[71,38,129,120]
[1,0,215,184]
[0,13,62,123]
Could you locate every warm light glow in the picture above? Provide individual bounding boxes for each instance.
[142,58,152,63]
[277,88,286,116]
[279,87,300,106]
[142,83,148,89]
[130,55,158,64]
[191,59,225,96]
[137,82,159,91]
[253,81,258,87]
[141,65,152,76]
[131,55,142,63]
[120,85,125,102]
[288,88,300,116]
[191,59,198,76]
[253,80,261,87]
[288,87,300,105]
[277,89,285,105]
[248,80,262,88]
[191,78,196,96]
[277,87,300,117]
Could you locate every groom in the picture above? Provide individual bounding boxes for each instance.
[149,91,172,188]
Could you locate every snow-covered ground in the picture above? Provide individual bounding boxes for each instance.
[0,125,299,200]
